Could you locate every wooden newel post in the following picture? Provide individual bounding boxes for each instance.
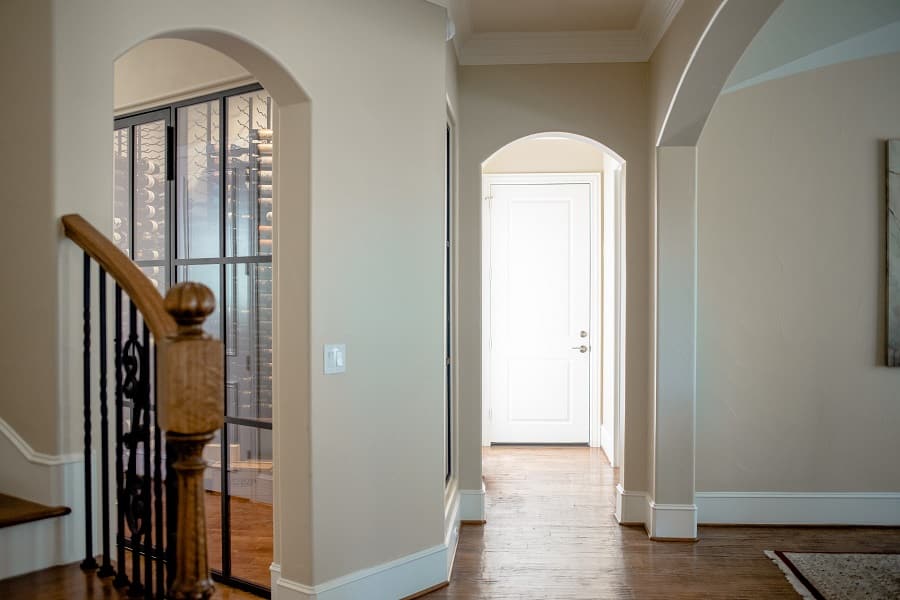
[157,282,224,600]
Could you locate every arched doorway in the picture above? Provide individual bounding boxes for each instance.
[480,132,626,471]
[113,32,309,595]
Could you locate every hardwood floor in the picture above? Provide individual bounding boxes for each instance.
[3,447,898,599]
[0,562,258,599]
[206,492,273,587]
[425,446,900,599]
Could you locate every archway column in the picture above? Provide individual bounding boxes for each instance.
[649,146,697,539]
[642,0,782,540]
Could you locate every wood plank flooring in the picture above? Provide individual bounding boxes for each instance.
[205,492,273,587]
[3,446,898,598]
[0,562,258,599]
[425,446,900,599]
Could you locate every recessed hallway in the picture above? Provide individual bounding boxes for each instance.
[426,446,900,599]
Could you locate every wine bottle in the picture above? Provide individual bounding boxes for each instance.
[136,189,155,204]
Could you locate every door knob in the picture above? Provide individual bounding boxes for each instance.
[571,345,589,353]
[580,330,588,338]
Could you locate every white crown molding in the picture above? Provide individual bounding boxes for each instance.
[0,416,81,466]
[458,0,684,65]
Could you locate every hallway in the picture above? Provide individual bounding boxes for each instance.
[427,446,900,599]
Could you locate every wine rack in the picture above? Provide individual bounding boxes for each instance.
[253,127,273,418]
[115,87,274,511]
[113,129,130,257]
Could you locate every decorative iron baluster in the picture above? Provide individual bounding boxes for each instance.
[81,253,98,571]
[123,301,148,597]
[166,438,178,590]
[143,322,153,600]
[97,268,115,578]
[114,286,130,589]
[153,343,164,598]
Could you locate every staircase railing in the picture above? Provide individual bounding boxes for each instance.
[62,214,223,600]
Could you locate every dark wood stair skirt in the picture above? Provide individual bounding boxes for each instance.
[0,493,70,528]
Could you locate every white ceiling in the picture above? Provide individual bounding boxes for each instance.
[436,0,684,65]
[469,0,646,33]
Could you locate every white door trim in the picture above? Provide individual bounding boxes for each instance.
[482,172,601,446]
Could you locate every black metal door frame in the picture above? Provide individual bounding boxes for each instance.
[115,84,272,598]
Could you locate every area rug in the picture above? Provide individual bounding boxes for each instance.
[765,550,900,599]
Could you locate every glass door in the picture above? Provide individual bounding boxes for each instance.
[114,108,173,290]
[115,85,274,597]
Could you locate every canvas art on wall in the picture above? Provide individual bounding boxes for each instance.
[888,140,900,366]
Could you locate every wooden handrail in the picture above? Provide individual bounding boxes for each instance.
[62,214,176,339]
[64,213,223,599]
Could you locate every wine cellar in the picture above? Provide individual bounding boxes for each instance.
[113,85,274,592]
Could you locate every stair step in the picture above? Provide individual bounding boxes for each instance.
[0,493,70,529]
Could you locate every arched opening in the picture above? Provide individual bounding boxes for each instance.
[479,131,626,515]
[113,32,309,595]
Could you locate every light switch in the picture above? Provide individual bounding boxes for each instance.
[324,343,346,374]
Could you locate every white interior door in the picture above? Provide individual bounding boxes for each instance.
[489,180,591,443]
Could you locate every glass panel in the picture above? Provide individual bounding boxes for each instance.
[113,128,130,257]
[178,264,221,338]
[226,91,273,258]
[203,427,224,573]
[177,101,221,259]
[225,263,273,421]
[227,424,272,586]
[134,121,167,262]
[141,265,166,295]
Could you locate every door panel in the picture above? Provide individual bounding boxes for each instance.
[490,182,591,443]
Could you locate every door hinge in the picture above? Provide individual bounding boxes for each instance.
[488,407,493,421]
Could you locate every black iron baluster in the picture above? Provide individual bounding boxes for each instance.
[153,344,164,598]
[126,300,143,597]
[143,322,153,600]
[81,253,98,571]
[98,268,115,578]
[114,286,130,589]
[165,439,178,590]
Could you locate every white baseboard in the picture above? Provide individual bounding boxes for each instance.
[600,426,615,464]
[0,418,86,579]
[696,492,900,526]
[648,501,697,539]
[271,543,449,600]
[270,487,465,599]
[615,484,648,525]
[444,487,461,578]
[459,484,486,522]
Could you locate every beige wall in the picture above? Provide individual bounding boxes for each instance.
[5,0,450,589]
[0,0,59,455]
[114,39,252,113]
[696,51,900,492]
[459,63,650,494]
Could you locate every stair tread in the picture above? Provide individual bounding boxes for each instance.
[0,493,71,528]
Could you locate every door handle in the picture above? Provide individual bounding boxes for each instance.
[571,345,589,353]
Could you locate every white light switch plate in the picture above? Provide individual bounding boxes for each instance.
[324,343,346,374]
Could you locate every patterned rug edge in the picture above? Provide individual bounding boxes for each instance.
[764,550,818,600]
